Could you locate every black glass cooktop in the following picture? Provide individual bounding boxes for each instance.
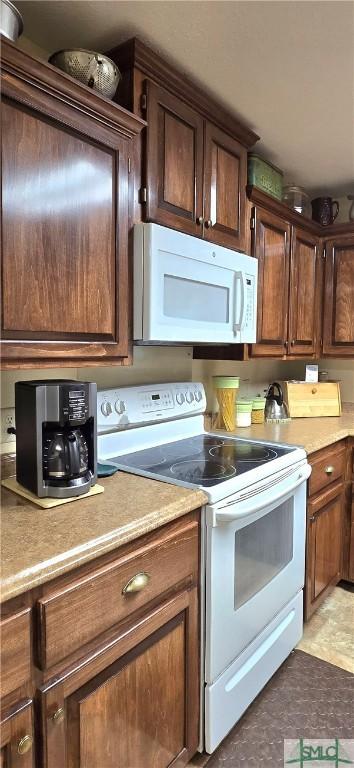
[112,434,296,488]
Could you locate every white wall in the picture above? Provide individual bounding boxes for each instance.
[0,347,193,452]
[192,357,354,412]
[318,359,354,403]
[2,353,353,452]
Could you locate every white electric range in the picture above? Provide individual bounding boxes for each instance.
[97,382,311,754]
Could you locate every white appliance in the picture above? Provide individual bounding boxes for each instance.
[134,223,258,344]
[97,382,310,754]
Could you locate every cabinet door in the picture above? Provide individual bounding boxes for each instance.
[250,207,290,357]
[305,482,343,620]
[349,491,354,582]
[145,81,204,236]
[322,234,354,356]
[41,590,199,768]
[1,82,132,367]
[1,700,34,768]
[203,122,247,251]
[288,228,321,356]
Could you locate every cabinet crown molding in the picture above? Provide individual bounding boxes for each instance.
[0,37,146,141]
[107,36,259,148]
[247,186,354,238]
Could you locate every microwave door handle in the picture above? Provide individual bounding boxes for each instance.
[233,271,244,336]
[214,464,311,524]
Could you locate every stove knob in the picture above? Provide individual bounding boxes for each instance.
[185,391,194,404]
[101,401,112,417]
[115,399,126,415]
[195,390,202,402]
[176,392,185,405]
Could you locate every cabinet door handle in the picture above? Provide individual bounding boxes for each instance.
[52,707,65,724]
[205,219,212,228]
[325,465,334,475]
[312,387,317,394]
[196,216,204,225]
[309,515,316,523]
[122,571,150,594]
[290,339,295,346]
[17,735,33,755]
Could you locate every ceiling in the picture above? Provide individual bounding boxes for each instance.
[16,0,354,196]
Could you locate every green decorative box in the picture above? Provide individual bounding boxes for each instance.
[248,153,283,201]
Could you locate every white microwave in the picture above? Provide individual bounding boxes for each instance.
[133,223,258,345]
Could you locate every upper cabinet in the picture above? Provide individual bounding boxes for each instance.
[203,123,247,250]
[322,233,354,356]
[250,207,321,359]
[145,81,204,236]
[250,207,290,357]
[0,41,144,369]
[108,38,258,254]
[288,227,321,356]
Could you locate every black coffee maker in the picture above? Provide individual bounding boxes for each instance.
[15,380,97,498]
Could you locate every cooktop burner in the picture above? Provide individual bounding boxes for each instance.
[112,434,296,488]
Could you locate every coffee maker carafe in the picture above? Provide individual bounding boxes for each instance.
[15,380,97,498]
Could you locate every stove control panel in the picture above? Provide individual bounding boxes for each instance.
[97,382,206,432]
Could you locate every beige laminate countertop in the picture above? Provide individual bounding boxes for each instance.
[0,457,207,604]
[211,406,354,455]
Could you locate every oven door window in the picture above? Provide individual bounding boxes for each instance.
[234,499,294,609]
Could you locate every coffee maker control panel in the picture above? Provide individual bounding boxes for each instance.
[61,387,89,423]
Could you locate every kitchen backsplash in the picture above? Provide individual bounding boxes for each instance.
[1,350,353,452]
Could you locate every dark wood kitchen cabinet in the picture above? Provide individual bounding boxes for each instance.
[0,511,201,768]
[250,207,291,357]
[40,589,198,768]
[203,122,247,250]
[0,40,144,369]
[107,37,258,253]
[288,227,321,356]
[322,233,354,356]
[1,700,34,768]
[249,194,321,359]
[305,441,346,620]
[145,81,204,236]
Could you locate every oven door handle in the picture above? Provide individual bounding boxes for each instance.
[214,464,311,524]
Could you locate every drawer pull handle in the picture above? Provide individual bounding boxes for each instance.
[312,387,317,394]
[122,572,150,594]
[325,465,334,475]
[52,707,65,724]
[17,735,33,755]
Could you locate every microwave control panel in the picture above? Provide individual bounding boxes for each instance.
[241,273,256,339]
[97,382,206,432]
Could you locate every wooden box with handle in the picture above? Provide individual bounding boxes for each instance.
[281,381,342,418]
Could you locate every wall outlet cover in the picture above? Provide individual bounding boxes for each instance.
[1,408,16,444]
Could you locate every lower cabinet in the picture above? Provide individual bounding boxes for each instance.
[40,589,198,768]
[0,700,34,768]
[1,511,200,768]
[306,482,343,617]
[349,491,354,582]
[305,442,346,620]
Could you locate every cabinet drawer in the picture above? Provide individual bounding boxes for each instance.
[37,516,199,669]
[308,443,346,497]
[0,608,31,699]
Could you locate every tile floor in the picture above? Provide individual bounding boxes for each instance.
[188,583,354,767]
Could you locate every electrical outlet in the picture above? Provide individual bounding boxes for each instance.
[1,408,16,444]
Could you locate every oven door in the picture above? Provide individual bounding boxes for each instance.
[205,463,310,683]
[134,223,257,344]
